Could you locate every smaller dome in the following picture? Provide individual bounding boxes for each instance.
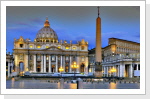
[35,18,58,43]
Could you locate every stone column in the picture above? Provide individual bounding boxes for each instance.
[76,56,79,73]
[108,66,110,77]
[14,55,19,72]
[102,66,104,76]
[69,55,72,73]
[25,54,28,72]
[104,66,106,77]
[106,66,108,76]
[41,55,43,72]
[55,55,58,72]
[136,64,139,70]
[129,64,133,78]
[8,62,10,77]
[119,65,122,77]
[114,65,116,76]
[43,55,46,72]
[61,55,63,67]
[33,54,36,72]
[85,56,88,74]
[49,55,51,73]
[117,65,120,77]
[62,55,65,73]
[120,63,125,77]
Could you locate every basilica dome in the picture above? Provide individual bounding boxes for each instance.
[35,18,58,43]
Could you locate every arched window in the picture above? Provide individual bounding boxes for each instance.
[30,55,32,60]
[20,44,23,48]
[37,45,41,48]
[65,46,69,49]
[80,63,85,72]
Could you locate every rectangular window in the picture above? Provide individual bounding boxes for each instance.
[138,65,140,70]
[20,44,23,48]
[46,46,49,48]
[30,45,33,48]
[20,55,23,60]
[37,46,41,48]
[81,46,84,50]
[51,55,55,61]
[81,56,85,61]
[65,47,69,49]
[37,55,41,60]
[46,56,49,60]
[66,56,69,60]
[73,47,76,50]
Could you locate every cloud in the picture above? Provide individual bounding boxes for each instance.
[102,31,140,44]
[16,22,29,26]
[29,18,43,23]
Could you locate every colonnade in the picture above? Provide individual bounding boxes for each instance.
[102,63,140,78]
[15,54,88,74]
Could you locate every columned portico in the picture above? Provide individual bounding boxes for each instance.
[102,61,140,78]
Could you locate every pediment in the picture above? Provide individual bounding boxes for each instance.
[44,46,64,51]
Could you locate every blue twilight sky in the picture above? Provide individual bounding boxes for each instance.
[6,6,140,53]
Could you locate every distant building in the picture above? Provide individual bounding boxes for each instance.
[6,52,14,77]
[13,18,89,74]
[88,38,140,78]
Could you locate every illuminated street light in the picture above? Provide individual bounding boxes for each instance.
[71,61,78,79]
[59,67,64,78]
[111,67,116,77]
[111,67,116,73]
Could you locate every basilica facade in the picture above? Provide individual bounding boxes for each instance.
[13,18,89,74]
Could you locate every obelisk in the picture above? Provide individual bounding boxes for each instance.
[95,6,102,77]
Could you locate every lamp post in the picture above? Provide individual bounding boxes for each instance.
[59,67,64,78]
[111,67,116,78]
[71,61,78,79]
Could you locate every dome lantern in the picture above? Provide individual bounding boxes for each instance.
[44,17,50,27]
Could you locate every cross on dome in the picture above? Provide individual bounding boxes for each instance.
[44,17,50,27]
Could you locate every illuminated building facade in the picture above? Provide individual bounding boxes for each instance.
[6,52,14,77]
[89,38,140,78]
[13,18,89,74]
